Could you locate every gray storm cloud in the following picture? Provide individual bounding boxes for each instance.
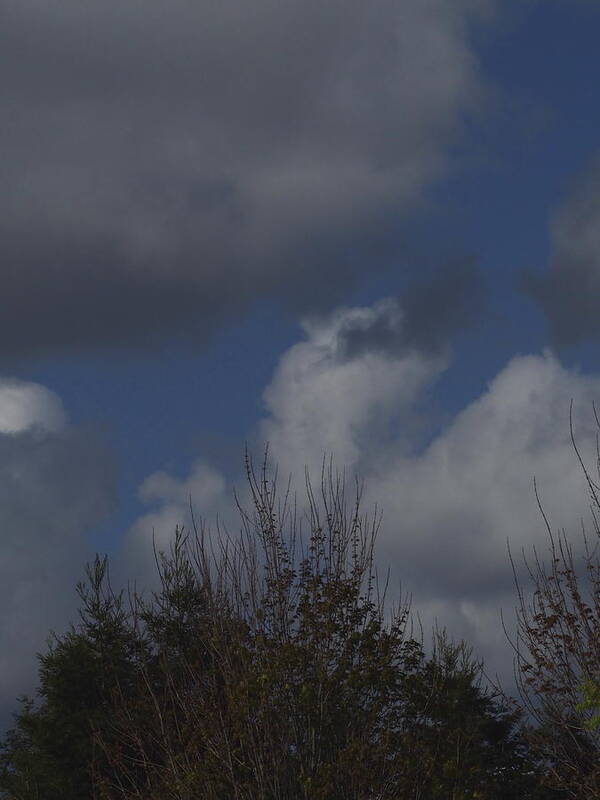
[1,0,488,357]
[0,382,117,732]
[336,260,483,360]
[525,154,600,345]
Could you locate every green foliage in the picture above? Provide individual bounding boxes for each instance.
[401,634,546,799]
[0,556,140,799]
[1,456,546,799]
[577,679,600,731]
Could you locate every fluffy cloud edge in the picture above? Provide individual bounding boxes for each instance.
[119,301,600,686]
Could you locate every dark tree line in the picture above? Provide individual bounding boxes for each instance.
[0,455,567,799]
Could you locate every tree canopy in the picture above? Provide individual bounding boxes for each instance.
[1,457,549,799]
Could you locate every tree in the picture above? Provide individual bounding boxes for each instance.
[92,457,424,798]
[0,556,142,799]
[401,632,547,800]
[2,452,545,799]
[512,403,600,798]
[94,454,544,799]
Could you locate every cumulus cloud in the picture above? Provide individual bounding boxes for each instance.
[525,154,600,345]
[260,299,450,478]
[121,297,600,685]
[116,292,456,588]
[372,352,600,672]
[0,0,489,357]
[0,379,66,434]
[117,461,229,589]
[261,335,600,679]
[0,381,116,731]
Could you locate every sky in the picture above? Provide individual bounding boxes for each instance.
[3,0,600,729]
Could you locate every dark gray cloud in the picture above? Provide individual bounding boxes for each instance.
[0,386,116,732]
[0,0,488,358]
[524,155,600,345]
[337,260,483,360]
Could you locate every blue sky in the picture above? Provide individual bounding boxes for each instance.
[3,0,600,724]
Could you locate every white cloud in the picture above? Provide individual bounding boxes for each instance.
[121,301,600,686]
[117,461,228,589]
[365,352,600,678]
[260,302,449,479]
[0,379,66,434]
[257,319,600,675]
[375,351,597,577]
